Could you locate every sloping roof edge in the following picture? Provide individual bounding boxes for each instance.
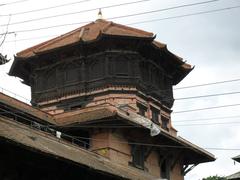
[0,116,156,180]
[54,104,215,162]
[0,92,55,124]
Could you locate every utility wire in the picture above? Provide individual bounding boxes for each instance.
[0,0,151,27]
[0,0,90,16]
[2,103,240,128]
[72,136,240,151]
[1,104,240,151]
[128,5,240,26]
[112,0,220,21]
[2,81,240,114]
[174,115,240,123]
[174,103,240,114]
[175,121,240,126]
[2,4,240,37]
[0,15,11,47]
[0,0,29,7]
[175,91,240,100]
[174,78,240,90]
[1,113,239,151]
[0,3,240,35]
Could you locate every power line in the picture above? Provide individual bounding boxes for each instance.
[175,91,240,101]
[2,3,239,38]
[6,35,58,43]
[2,103,240,129]
[0,15,11,47]
[109,0,220,21]
[73,136,240,151]
[0,0,151,27]
[0,0,29,7]
[128,5,240,26]
[174,115,240,123]
[174,78,240,90]
[174,103,240,114]
[1,105,240,152]
[0,0,90,16]
[175,121,240,126]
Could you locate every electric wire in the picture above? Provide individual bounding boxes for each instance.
[174,78,240,90]
[0,0,29,7]
[1,113,239,151]
[2,4,240,38]
[173,103,240,114]
[174,115,240,123]
[2,103,240,129]
[0,0,90,16]
[175,91,240,100]
[128,5,240,26]
[175,121,240,126]
[0,0,151,27]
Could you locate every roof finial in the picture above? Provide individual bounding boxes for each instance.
[98,8,103,19]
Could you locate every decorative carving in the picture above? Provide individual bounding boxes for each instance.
[31,50,173,108]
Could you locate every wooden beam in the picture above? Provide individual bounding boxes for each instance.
[182,164,199,176]
[170,151,183,170]
[144,146,153,160]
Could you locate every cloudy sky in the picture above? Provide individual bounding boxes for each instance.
[0,0,240,179]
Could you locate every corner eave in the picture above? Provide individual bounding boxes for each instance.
[8,56,32,85]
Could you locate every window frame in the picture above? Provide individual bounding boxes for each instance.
[130,145,145,170]
[151,106,160,125]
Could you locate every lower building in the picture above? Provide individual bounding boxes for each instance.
[0,92,215,180]
[227,155,240,180]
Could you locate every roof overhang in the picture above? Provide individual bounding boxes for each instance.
[0,116,157,180]
[54,104,215,165]
[9,20,192,86]
[233,155,240,163]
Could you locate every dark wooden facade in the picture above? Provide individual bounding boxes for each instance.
[31,49,173,108]
[10,33,190,110]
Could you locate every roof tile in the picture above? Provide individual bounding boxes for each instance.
[17,19,155,58]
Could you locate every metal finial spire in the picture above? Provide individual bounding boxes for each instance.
[98,8,103,19]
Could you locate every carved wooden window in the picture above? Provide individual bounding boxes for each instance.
[137,103,147,117]
[151,106,160,125]
[89,59,104,80]
[161,116,169,131]
[66,67,79,83]
[150,65,159,88]
[36,74,45,91]
[140,61,149,82]
[47,69,56,89]
[115,58,128,76]
[56,69,65,87]
[131,145,145,169]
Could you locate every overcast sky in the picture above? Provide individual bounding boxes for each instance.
[1,0,240,179]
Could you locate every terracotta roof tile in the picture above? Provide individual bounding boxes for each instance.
[17,19,154,58]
